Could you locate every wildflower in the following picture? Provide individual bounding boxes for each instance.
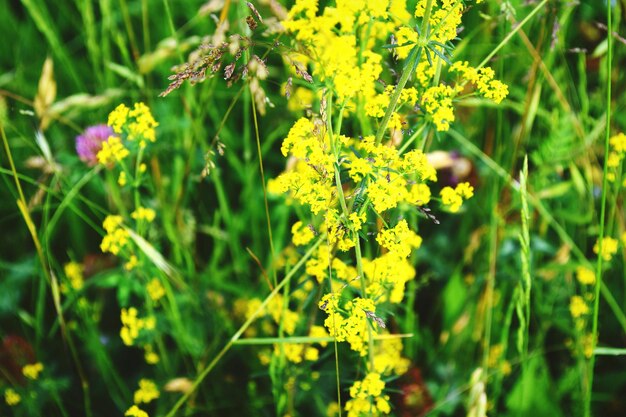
[348,157,373,182]
[134,379,159,404]
[131,207,156,223]
[144,345,160,365]
[147,278,165,302]
[97,136,129,166]
[124,255,139,271]
[441,182,473,212]
[22,362,44,380]
[108,104,130,134]
[569,296,589,318]
[101,215,130,255]
[64,261,84,290]
[440,186,462,212]
[4,388,21,406]
[576,266,595,285]
[345,372,391,417]
[125,405,149,417]
[76,125,116,166]
[593,237,618,261]
[120,307,155,346]
[118,171,127,186]
[127,102,159,146]
[609,132,626,153]
[376,220,422,259]
[291,221,315,246]
[373,338,410,376]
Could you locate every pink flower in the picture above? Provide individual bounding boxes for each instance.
[76,125,115,166]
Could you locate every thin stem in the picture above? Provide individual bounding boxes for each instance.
[250,82,278,287]
[586,0,613,415]
[374,46,421,145]
[476,0,549,70]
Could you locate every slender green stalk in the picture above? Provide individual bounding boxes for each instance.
[250,83,277,287]
[163,236,324,417]
[476,0,549,70]
[518,156,532,413]
[374,45,421,145]
[586,1,613,415]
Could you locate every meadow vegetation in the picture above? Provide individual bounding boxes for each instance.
[1,0,625,416]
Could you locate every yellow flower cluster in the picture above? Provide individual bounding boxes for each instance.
[22,362,44,380]
[283,0,392,103]
[100,215,129,255]
[319,295,380,356]
[131,207,156,223]
[133,379,159,404]
[125,405,149,417]
[576,266,595,285]
[144,345,160,365]
[63,261,84,291]
[607,132,626,183]
[109,103,159,147]
[147,278,165,302]
[363,253,416,303]
[291,221,315,246]
[269,1,502,414]
[345,372,391,417]
[593,236,618,262]
[569,295,589,318]
[120,307,156,346]
[440,182,474,212]
[97,136,129,165]
[4,388,20,406]
[376,219,422,259]
[451,62,509,103]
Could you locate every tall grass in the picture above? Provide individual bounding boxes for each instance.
[1,0,624,416]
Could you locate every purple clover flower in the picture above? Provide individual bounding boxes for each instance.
[75,125,115,166]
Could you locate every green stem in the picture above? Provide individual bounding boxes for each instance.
[374,0,433,145]
[586,0,612,414]
[374,46,420,145]
[250,82,278,287]
[476,0,548,70]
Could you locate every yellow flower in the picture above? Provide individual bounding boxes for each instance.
[570,295,589,318]
[144,345,160,365]
[4,388,21,406]
[97,136,129,165]
[593,237,618,261]
[376,220,422,259]
[22,362,44,380]
[576,266,595,285]
[100,228,130,255]
[345,373,391,417]
[441,186,462,212]
[120,308,155,346]
[118,171,127,186]
[108,104,130,134]
[133,379,159,404]
[131,207,156,223]
[291,221,315,246]
[125,405,149,417]
[64,261,84,290]
[127,102,159,146]
[609,132,626,153]
[146,278,165,302]
[124,255,138,271]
